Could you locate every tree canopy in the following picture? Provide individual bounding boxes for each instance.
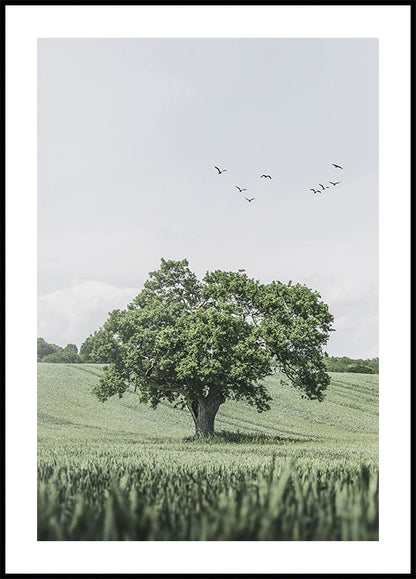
[90,258,334,435]
[80,328,120,364]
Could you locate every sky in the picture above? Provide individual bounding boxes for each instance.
[37,38,379,358]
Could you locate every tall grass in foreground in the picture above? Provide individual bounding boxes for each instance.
[38,454,378,541]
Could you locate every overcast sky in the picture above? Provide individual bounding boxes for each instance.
[37,38,378,358]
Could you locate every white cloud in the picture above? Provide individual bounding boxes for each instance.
[38,281,137,348]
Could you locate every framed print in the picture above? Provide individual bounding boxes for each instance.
[4,4,411,576]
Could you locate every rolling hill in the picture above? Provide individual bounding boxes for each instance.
[38,362,378,445]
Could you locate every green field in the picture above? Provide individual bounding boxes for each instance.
[38,363,379,540]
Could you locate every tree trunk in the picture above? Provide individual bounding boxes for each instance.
[187,390,225,436]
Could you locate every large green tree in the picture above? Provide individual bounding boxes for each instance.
[91,259,334,435]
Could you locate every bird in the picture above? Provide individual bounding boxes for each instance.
[310,188,320,194]
[329,181,340,186]
[245,197,255,202]
[235,186,247,192]
[319,183,329,190]
[214,166,227,174]
[332,163,343,169]
[260,174,272,179]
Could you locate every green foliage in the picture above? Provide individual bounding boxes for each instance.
[38,337,81,363]
[42,350,81,364]
[91,259,334,432]
[79,335,94,362]
[37,337,61,361]
[64,343,78,355]
[325,356,379,374]
[80,323,122,364]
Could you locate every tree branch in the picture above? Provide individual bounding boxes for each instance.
[143,378,186,395]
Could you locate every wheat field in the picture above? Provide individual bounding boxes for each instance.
[38,363,378,540]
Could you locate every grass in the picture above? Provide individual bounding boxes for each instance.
[37,363,379,540]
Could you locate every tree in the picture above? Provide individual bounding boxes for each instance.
[42,349,81,363]
[64,344,78,356]
[80,323,122,364]
[79,335,95,362]
[37,337,61,361]
[92,259,334,436]
[38,338,81,363]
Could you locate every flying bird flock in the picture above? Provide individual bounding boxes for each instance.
[214,165,274,203]
[214,162,344,203]
[309,163,344,195]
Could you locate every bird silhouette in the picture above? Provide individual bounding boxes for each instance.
[310,188,320,194]
[215,166,227,174]
[235,186,247,192]
[260,174,272,179]
[329,181,340,186]
[245,197,255,202]
[319,183,329,190]
[332,163,343,169]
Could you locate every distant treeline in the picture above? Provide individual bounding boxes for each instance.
[324,356,379,374]
[37,338,81,364]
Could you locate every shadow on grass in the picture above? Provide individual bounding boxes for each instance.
[183,430,313,444]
